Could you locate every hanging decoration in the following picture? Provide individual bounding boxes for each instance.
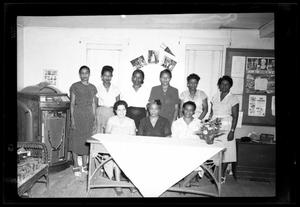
[148,50,159,64]
[160,43,175,56]
[130,55,147,70]
[130,43,177,70]
[161,56,177,71]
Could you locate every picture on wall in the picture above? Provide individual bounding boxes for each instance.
[245,57,275,94]
[246,57,275,73]
[130,55,147,70]
[161,56,177,71]
[148,50,159,64]
[248,94,267,117]
[43,69,57,85]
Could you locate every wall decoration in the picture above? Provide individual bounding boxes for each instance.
[148,50,159,64]
[225,48,275,126]
[160,43,175,56]
[245,57,275,94]
[43,69,57,85]
[161,56,177,71]
[130,55,147,70]
[271,96,275,116]
[248,95,267,117]
[246,57,275,74]
[231,77,244,94]
[231,56,246,77]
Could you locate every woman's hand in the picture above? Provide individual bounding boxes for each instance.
[227,131,234,141]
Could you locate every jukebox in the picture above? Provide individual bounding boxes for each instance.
[17,83,70,170]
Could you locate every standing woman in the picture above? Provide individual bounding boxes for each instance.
[148,69,180,124]
[70,66,97,176]
[180,73,208,121]
[210,75,239,183]
[121,69,149,129]
[95,65,120,133]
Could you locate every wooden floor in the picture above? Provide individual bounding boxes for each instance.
[29,166,275,197]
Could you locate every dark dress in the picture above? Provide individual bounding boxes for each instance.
[69,81,97,155]
[126,107,147,129]
[138,116,171,137]
[149,85,180,124]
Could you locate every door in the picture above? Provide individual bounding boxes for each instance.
[86,43,123,87]
[185,45,224,119]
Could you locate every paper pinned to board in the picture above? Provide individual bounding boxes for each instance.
[254,77,268,91]
[236,112,243,128]
[248,95,267,117]
[231,56,246,77]
[236,95,243,110]
[271,96,275,116]
[231,77,244,94]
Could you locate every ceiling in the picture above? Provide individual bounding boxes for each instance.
[17,13,274,36]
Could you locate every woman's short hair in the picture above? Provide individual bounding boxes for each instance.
[79,65,90,74]
[160,69,172,78]
[132,69,145,84]
[113,100,128,113]
[182,101,197,111]
[187,73,200,82]
[101,65,114,76]
[146,99,162,111]
[217,75,233,88]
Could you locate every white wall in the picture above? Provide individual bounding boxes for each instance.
[17,26,275,138]
[17,25,24,89]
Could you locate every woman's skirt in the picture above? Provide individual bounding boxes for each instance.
[70,105,94,155]
[211,115,237,165]
[95,106,114,133]
[126,106,147,129]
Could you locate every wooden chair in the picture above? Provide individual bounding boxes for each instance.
[17,142,49,197]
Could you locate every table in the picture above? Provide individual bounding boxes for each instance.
[87,134,225,197]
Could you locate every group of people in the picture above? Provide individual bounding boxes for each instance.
[69,65,239,194]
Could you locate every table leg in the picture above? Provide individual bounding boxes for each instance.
[87,144,93,193]
[218,150,223,197]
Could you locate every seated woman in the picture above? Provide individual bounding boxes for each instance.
[138,99,171,137]
[104,100,136,195]
[171,101,204,187]
[172,101,202,140]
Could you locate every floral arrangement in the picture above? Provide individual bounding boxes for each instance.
[196,118,224,144]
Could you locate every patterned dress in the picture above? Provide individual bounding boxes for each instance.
[69,81,97,155]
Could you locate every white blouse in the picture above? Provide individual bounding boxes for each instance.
[120,85,150,108]
[180,89,208,118]
[171,117,202,140]
[96,83,120,107]
[211,91,239,130]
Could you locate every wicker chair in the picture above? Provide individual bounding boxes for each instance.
[17,142,49,197]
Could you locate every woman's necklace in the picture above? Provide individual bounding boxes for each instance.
[150,116,158,127]
[162,85,168,94]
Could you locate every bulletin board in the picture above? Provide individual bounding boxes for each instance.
[225,48,275,126]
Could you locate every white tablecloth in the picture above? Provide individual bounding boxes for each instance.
[91,134,224,197]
